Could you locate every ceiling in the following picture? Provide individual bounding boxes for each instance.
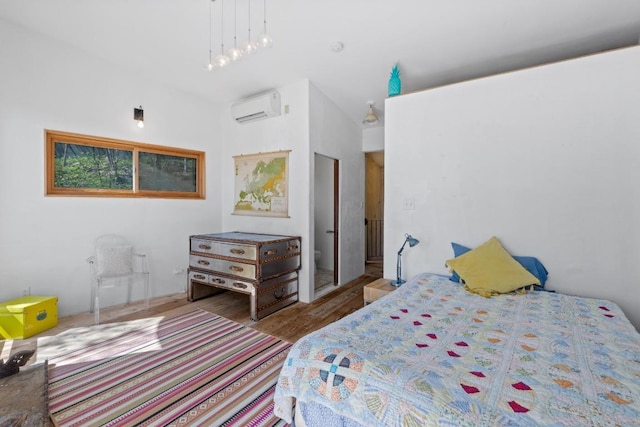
[2,0,640,128]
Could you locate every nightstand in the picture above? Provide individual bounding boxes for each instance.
[363,278,397,305]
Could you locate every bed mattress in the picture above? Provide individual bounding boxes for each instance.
[274,273,640,426]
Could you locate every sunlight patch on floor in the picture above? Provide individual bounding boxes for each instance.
[36,316,166,364]
[0,339,13,361]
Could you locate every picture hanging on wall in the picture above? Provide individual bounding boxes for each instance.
[233,150,290,217]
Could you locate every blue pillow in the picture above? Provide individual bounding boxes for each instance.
[449,242,549,289]
[449,242,471,283]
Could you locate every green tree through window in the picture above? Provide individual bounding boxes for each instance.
[54,143,133,189]
[46,130,205,199]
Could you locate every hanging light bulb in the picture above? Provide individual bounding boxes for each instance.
[204,0,275,71]
[257,0,272,48]
[214,0,230,67]
[227,45,243,62]
[207,0,215,70]
[241,0,258,55]
[214,50,230,68]
[226,0,243,61]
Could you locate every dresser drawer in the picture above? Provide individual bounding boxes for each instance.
[259,239,301,262]
[188,269,225,301]
[261,254,301,280]
[255,272,298,320]
[189,254,257,280]
[189,269,241,288]
[189,253,299,282]
[188,269,255,299]
[188,269,210,284]
[190,238,257,261]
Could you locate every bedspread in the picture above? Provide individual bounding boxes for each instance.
[274,273,640,426]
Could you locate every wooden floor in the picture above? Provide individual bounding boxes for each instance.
[1,274,380,363]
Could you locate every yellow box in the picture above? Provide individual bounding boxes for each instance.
[0,296,58,340]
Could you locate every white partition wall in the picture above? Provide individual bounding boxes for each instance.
[385,46,640,331]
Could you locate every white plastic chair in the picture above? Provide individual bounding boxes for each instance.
[87,234,150,324]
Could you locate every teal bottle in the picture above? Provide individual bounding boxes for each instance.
[388,65,401,97]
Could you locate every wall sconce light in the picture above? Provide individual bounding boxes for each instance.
[392,233,420,286]
[134,106,144,128]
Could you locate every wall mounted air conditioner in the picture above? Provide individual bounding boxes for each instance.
[231,91,281,124]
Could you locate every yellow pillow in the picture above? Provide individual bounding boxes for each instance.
[446,236,540,297]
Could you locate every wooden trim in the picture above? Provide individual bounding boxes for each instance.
[333,158,339,285]
[45,129,205,199]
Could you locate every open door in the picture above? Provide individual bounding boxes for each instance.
[365,151,384,277]
[314,154,339,294]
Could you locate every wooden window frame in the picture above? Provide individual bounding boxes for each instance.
[45,130,205,199]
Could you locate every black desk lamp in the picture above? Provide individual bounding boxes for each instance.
[391,233,420,286]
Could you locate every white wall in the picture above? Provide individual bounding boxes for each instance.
[220,79,312,300]
[221,80,365,302]
[385,46,640,331]
[0,19,365,315]
[309,83,365,292]
[363,126,384,152]
[0,19,224,316]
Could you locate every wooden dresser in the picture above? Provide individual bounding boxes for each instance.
[188,232,301,320]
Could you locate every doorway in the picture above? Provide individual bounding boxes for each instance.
[365,151,384,278]
[314,153,339,297]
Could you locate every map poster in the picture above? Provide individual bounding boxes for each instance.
[233,150,290,217]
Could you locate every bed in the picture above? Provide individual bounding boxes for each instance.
[273,272,640,426]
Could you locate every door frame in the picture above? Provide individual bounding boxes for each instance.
[332,158,339,285]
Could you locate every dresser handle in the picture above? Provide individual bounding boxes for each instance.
[264,249,278,256]
[274,287,285,300]
[197,260,211,266]
[198,244,212,250]
[194,274,207,280]
[229,265,244,273]
[287,244,299,251]
[233,282,248,289]
[230,248,246,255]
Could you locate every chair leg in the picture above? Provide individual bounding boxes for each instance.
[94,296,100,325]
[126,279,132,305]
[144,273,150,311]
[90,282,96,313]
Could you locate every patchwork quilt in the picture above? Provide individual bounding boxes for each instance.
[274,273,640,426]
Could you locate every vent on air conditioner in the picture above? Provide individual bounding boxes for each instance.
[231,91,281,124]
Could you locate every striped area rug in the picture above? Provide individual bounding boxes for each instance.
[47,309,291,426]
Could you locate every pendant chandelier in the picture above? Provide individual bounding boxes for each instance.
[207,0,273,71]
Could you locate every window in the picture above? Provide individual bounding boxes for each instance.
[45,130,205,199]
